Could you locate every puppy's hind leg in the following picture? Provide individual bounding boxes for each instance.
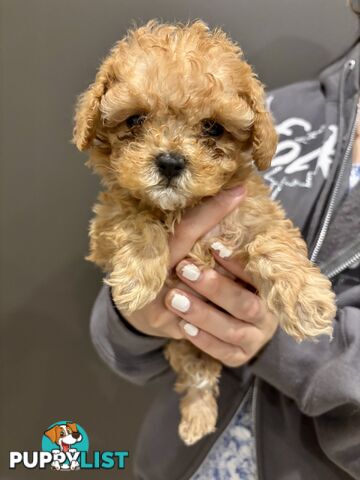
[165,340,222,445]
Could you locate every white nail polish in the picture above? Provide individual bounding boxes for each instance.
[183,322,199,337]
[181,263,201,281]
[211,241,232,258]
[171,293,191,313]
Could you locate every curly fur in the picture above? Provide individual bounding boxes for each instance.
[73,20,336,445]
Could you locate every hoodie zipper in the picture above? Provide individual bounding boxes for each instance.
[251,378,261,480]
[315,100,360,277]
[327,251,360,279]
[310,61,359,263]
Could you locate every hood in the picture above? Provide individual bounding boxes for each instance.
[319,40,359,103]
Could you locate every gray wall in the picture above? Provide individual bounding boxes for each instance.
[0,0,358,478]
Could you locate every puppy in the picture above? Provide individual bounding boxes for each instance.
[44,423,82,470]
[73,20,336,445]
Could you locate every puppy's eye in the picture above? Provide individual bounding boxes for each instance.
[60,431,65,437]
[126,114,146,129]
[201,119,224,137]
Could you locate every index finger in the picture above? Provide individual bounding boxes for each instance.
[169,185,246,268]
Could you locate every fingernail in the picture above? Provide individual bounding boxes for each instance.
[211,241,232,258]
[171,293,191,313]
[182,322,199,337]
[180,263,201,281]
[224,185,245,197]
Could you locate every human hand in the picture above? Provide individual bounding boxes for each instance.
[120,185,246,339]
[164,249,279,367]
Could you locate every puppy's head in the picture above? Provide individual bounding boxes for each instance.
[73,20,277,211]
[44,423,82,452]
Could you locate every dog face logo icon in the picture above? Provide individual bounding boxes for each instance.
[45,423,82,454]
[42,421,89,471]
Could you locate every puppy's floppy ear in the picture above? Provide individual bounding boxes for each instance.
[248,78,278,171]
[73,56,115,151]
[67,422,77,433]
[44,426,58,444]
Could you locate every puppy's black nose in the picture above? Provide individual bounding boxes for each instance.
[72,432,80,439]
[155,152,185,180]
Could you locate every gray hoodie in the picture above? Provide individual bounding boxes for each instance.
[90,40,360,480]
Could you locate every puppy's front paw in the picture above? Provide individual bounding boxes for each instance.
[51,461,61,471]
[70,461,80,471]
[107,276,159,314]
[106,260,168,314]
[271,265,336,341]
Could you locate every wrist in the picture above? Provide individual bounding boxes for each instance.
[109,288,154,338]
[121,311,154,337]
[109,288,163,338]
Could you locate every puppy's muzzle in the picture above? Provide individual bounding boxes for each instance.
[155,152,186,181]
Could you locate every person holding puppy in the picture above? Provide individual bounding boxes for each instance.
[89,3,360,480]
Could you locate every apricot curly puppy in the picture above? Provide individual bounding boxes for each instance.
[73,20,336,446]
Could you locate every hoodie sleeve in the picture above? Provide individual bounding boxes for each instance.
[250,286,360,477]
[90,285,170,386]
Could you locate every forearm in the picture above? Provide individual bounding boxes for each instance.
[250,303,360,477]
[90,285,170,386]
[250,306,360,415]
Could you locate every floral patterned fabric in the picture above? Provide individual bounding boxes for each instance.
[349,164,360,191]
[190,392,257,480]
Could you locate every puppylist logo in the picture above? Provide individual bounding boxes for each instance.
[9,421,129,471]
